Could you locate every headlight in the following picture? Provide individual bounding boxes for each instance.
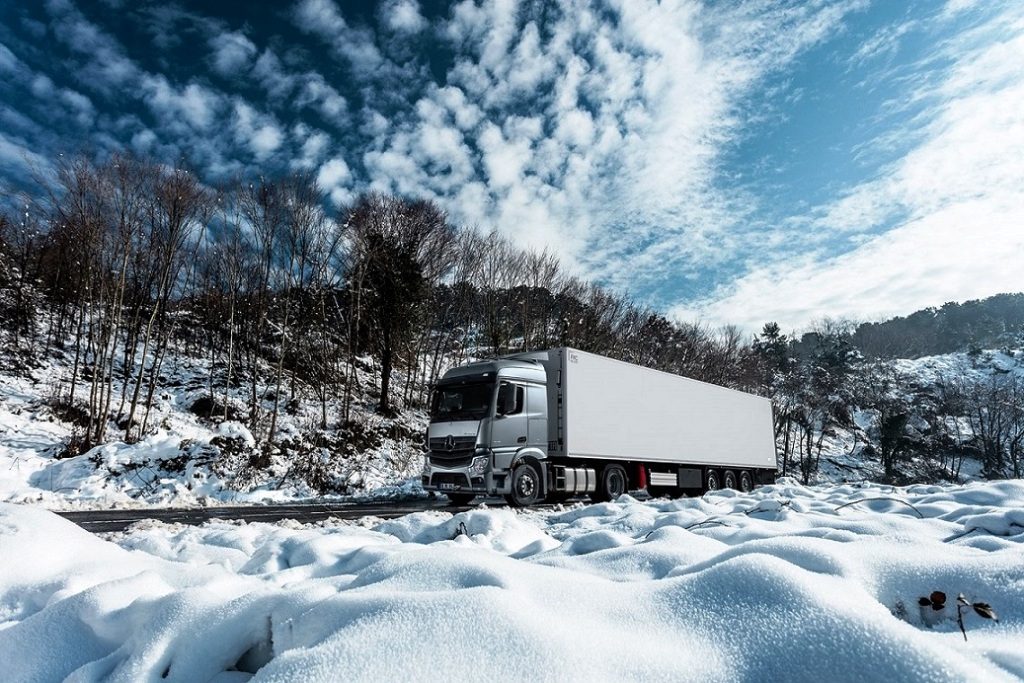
[469,455,489,476]
[421,456,431,476]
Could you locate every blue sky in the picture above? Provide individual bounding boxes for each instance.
[1,0,1022,332]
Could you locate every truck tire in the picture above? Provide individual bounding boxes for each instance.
[505,462,542,507]
[739,471,753,493]
[592,464,628,503]
[446,493,476,506]
[722,470,738,490]
[705,469,721,492]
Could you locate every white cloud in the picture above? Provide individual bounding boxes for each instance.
[142,75,220,130]
[253,49,296,99]
[382,0,428,34]
[676,198,1024,332]
[232,100,284,159]
[682,4,1024,331]
[317,157,353,205]
[45,0,141,90]
[294,0,346,34]
[292,124,330,169]
[293,0,384,75]
[0,131,52,176]
[296,73,348,122]
[0,42,19,72]
[210,31,257,76]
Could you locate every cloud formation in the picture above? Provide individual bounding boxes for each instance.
[677,3,1024,331]
[0,0,1019,334]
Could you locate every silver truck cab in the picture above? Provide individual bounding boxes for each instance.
[422,357,549,506]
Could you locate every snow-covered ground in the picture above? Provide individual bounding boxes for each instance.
[2,479,1023,681]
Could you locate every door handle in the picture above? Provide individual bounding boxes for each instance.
[517,436,527,443]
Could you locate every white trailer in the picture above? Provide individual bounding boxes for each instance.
[543,348,775,467]
[422,347,777,506]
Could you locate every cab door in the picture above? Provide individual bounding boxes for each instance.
[526,384,548,448]
[491,381,527,451]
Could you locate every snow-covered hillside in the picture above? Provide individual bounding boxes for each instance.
[0,344,428,509]
[809,350,1024,484]
[2,480,1022,681]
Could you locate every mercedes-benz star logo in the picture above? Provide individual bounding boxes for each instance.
[444,435,455,451]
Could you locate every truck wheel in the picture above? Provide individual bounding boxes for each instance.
[722,470,738,490]
[592,464,628,502]
[738,471,754,493]
[505,462,542,507]
[446,493,476,506]
[705,469,721,492]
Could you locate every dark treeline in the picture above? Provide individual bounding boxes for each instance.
[806,294,1024,360]
[1,153,1022,485]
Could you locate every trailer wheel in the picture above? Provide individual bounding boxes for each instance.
[592,464,628,502]
[738,471,754,493]
[446,493,476,506]
[505,462,542,507]
[722,470,738,490]
[705,469,721,492]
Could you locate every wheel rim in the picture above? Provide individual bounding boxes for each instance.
[724,472,737,489]
[740,472,752,492]
[707,472,719,490]
[516,469,537,499]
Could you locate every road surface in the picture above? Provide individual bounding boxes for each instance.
[56,499,480,533]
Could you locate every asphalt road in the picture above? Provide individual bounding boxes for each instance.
[56,499,481,534]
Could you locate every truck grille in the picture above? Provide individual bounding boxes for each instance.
[428,435,476,452]
[429,453,474,468]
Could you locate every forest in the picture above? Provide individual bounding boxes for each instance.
[1,154,1022,486]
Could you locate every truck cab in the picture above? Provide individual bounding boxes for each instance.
[422,358,549,506]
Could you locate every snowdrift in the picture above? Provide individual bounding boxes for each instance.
[2,480,1023,681]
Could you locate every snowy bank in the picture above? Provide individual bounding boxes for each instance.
[2,480,1023,681]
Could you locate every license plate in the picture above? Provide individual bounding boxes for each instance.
[439,483,456,490]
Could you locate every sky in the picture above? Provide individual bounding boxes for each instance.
[0,0,1021,333]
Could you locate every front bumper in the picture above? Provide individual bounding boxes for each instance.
[422,454,510,496]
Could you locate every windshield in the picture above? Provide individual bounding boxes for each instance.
[430,382,494,422]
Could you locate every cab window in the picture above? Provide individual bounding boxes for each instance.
[496,381,525,416]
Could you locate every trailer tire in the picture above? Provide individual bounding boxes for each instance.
[592,464,628,503]
[446,493,476,506]
[705,469,721,492]
[738,471,753,493]
[505,462,542,507]
[722,470,738,490]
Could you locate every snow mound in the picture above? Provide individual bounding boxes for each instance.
[3,480,1024,681]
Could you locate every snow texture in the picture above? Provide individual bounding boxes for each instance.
[2,479,1024,681]
[0,346,428,509]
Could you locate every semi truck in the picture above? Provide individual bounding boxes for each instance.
[422,347,777,506]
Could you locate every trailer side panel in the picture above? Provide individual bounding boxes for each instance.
[558,348,775,469]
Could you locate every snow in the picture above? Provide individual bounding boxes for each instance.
[3,479,1024,681]
[0,346,430,509]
